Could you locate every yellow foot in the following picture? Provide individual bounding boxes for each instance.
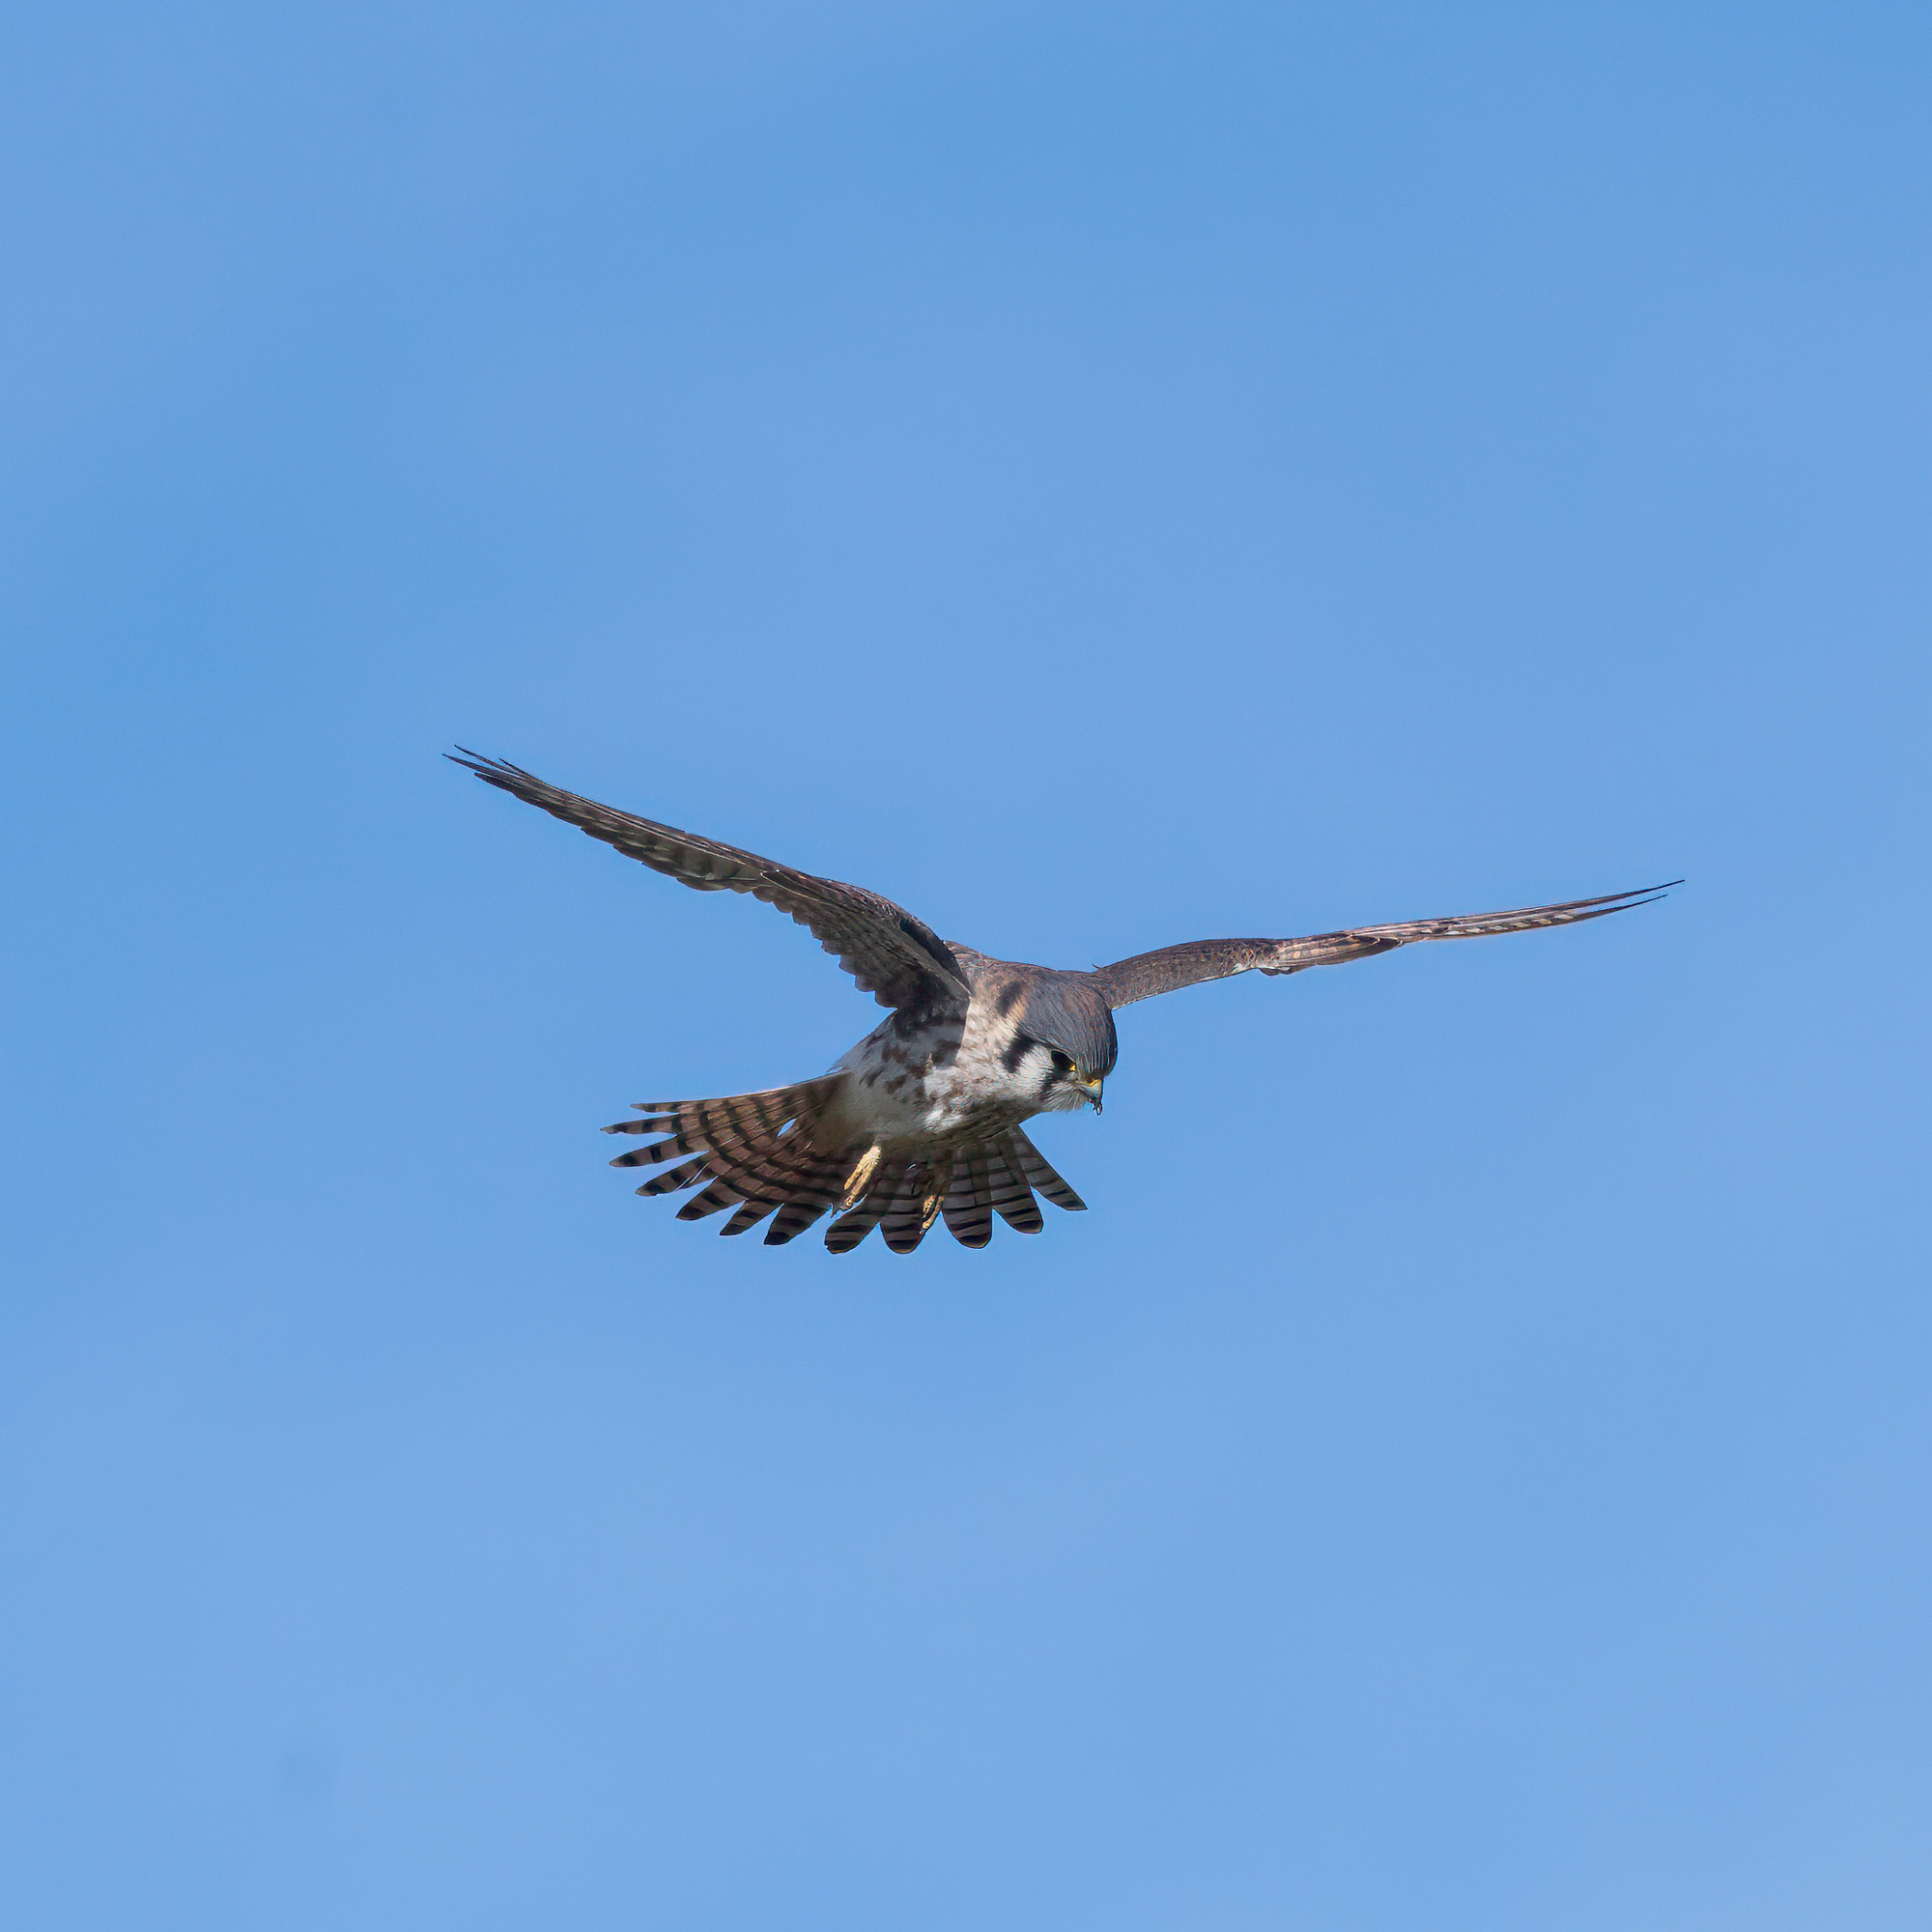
[838,1143,883,1212]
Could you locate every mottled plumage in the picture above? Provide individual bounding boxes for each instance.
[453,753,1672,1254]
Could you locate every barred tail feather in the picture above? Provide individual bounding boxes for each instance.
[720,1199,777,1237]
[765,1150,854,1245]
[1008,1128,1087,1212]
[604,1076,857,1245]
[881,1154,953,1255]
[942,1142,994,1248]
[634,1151,710,1197]
[676,1178,744,1221]
[985,1138,1044,1234]
[602,1076,1089,1254]
[825,1161,903,1254]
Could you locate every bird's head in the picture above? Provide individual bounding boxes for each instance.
[997,973,1118,1115]
[1034,1043,1107,1114]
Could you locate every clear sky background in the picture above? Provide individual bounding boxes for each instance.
[3,3,1928,1927]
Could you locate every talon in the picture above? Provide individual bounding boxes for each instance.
[917,1153,954,1232]
[838,1143,883,1212]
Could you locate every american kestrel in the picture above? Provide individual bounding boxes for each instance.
[454,753,1670,1254]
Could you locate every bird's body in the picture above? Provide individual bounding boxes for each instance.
[827,954,1113,1149]
[829,1009,1015,1152]
[453,752,1671,1254]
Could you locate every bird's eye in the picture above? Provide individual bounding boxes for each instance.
[1048,1049,1075,1076]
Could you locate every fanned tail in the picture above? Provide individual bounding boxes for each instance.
[823,1131,1086,1255]
[607,1084,1089,1255]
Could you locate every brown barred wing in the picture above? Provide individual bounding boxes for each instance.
[1091,883,1676,1008]
[452,753,971,1014]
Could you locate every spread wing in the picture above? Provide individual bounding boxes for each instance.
[1091,883,1676,1009]
[450,753,972,1013]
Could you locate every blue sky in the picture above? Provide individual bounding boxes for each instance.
[3,2,1928,1926]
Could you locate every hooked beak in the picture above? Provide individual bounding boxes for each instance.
[1082,1077,1104,1115]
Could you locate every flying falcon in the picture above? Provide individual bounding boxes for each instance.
[453,753,1671,1255]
